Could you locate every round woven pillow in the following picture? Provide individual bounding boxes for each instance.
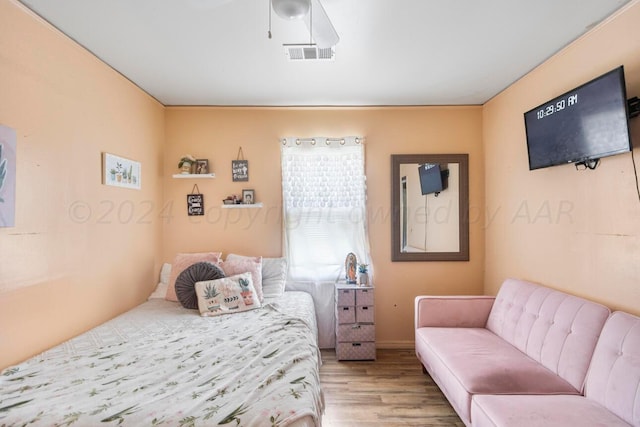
[175,262,225,309]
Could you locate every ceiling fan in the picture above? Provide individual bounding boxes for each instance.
[187,0,339,49]
[271,0,339,48]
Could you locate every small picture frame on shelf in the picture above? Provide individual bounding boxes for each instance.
[195,159,209,174]
[242,189,255,204]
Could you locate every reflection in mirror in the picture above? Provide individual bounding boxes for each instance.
[399,162,459,252]
[391,154,469,262]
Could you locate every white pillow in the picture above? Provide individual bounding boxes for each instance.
[149,282,168,299]
[226,254,287,298]
[261,257,288,298]
[160,262,172,284]
[148,263,173,299]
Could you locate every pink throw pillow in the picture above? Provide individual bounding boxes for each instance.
[165,252,222,302]
[220,256,263,302]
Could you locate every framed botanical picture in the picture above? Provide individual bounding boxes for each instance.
[242,189,255,204]
[102,152,141,190]
[0,124,17,227]
[195,159,209,174]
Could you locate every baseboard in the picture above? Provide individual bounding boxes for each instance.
[377,340,414,349]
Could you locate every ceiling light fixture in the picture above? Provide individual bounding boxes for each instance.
[272,0,310,20]
[269,0,339,49]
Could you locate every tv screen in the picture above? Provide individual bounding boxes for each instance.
[418,163,443,195]
[524,66,632,170]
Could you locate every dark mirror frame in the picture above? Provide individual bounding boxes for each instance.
[391,154,469,262]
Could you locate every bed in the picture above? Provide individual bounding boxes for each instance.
[0,291,324,426]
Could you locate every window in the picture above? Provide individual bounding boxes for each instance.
[281,137,370,283]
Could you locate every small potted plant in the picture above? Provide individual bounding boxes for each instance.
[239,277,254,305]
[0,144,6,199]
[178,154,196,174]
[115,162,123,182]
[358,263,369,286]
[203,283,221,312]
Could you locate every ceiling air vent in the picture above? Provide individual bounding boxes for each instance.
[284,44,335,61]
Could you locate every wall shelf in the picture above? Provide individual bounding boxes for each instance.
[172,173,215,179]
[221,202,263,209]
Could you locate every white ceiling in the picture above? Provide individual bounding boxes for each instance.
[18,0,632,106]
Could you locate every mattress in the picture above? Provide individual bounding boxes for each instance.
[0,291,323,426]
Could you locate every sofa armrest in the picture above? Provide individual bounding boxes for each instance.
[414,295,496,329]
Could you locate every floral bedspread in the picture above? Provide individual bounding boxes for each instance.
[0,292,323,426]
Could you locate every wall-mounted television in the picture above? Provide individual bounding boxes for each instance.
[524,66,632,170]
[418,163,448,195]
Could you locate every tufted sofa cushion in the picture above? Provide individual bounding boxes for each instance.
[471,394,632,427]
[485,278,610,391]
[470,311,640,427]
[584,311,640,426]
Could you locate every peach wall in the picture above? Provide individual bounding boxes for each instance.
[164,106,484,347]
[0,1,164,369]
[6,0,636,367]
[483,1,640,313]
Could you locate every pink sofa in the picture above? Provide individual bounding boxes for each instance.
[414,278,614,426]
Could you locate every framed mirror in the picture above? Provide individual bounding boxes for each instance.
[391,154,469,261]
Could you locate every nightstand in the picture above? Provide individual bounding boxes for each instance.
[335,284,376,360]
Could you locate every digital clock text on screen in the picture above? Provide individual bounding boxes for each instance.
[536,94,578,119]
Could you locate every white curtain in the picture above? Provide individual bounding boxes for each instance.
[281,136,371,348]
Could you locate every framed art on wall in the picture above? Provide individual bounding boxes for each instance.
[232,147,248,181]
[232,160,248,182]
[102,153,141,190]
[187,184,204,216]
[0,124,17,227]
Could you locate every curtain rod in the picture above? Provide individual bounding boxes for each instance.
[281,136,364,146]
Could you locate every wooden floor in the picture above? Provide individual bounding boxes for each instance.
[319,348,464,427]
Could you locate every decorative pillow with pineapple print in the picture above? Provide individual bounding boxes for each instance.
[195,272,261,317]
